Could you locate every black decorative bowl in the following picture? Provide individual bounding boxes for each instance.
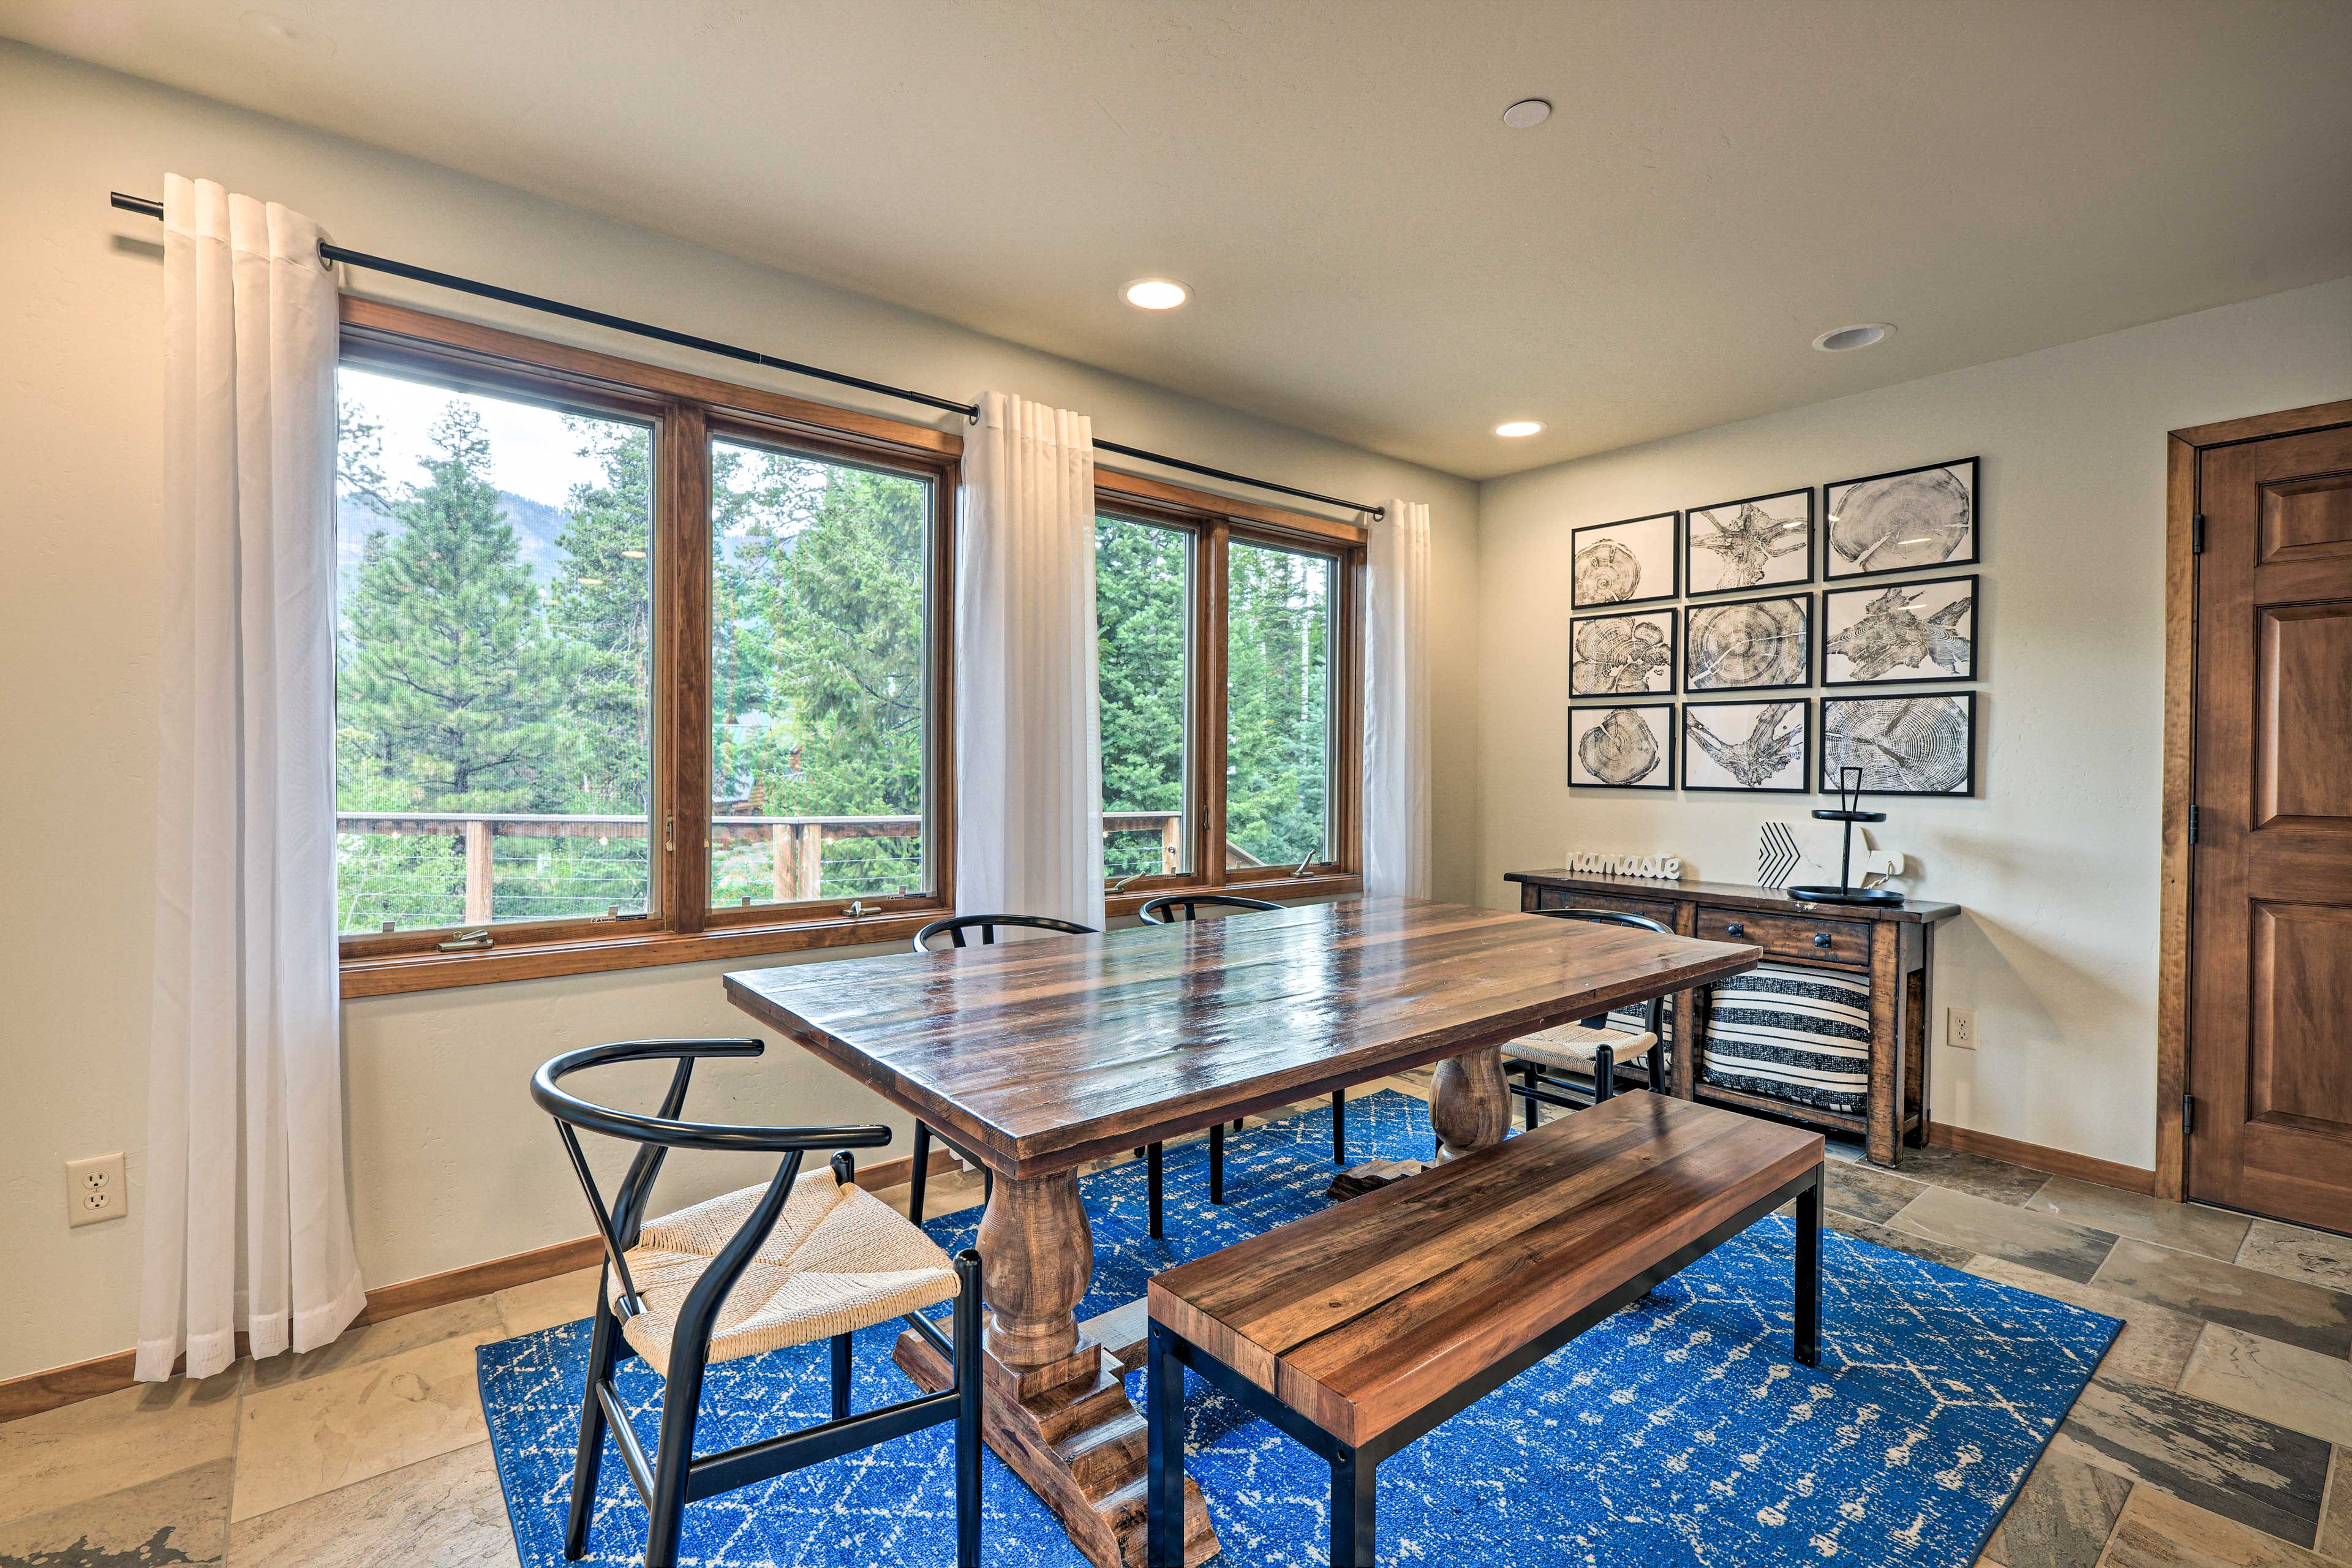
[1785,883,1906,908]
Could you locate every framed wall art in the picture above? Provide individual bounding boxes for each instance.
[1569,704,1676,790]
[1684,591,1812,693]
[1570,608,1676,696]
[1824,458,1979,579]
[1570,511,1679,608]
[1684,487,1814,598]
[1822,573,1977,685]
[1819,692,1977,795]
[1683,699,1811,793]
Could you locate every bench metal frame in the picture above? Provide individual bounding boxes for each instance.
[1145,1160,1823,1567]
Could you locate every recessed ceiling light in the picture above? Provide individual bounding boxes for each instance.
[1494,420,1545,438]
[1813,323,1894,353]
[1502,99,1552,129]
[1122,277,1190,311]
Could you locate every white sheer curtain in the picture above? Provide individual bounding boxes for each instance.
[1363,499,1433,898]
[953,392,1106,928]
[138,175,365,1382]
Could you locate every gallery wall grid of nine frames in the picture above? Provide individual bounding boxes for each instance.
[1567,458,1980,797]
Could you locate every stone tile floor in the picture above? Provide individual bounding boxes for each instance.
[4,1071,2348,1567]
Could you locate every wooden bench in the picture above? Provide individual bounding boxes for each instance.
[1143,1092,1825,1567]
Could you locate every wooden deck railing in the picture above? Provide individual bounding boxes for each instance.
[336,809,1188,923]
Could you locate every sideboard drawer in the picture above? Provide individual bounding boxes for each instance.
[1531,885,1683,929]
[1695,906,1871,967]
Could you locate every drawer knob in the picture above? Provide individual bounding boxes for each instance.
[1725,922,1745,937]
[1814,932,1832,948]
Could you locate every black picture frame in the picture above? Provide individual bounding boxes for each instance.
[1569,608,1678,698]
[1567,703,1676,790]
[1681,699,1812,794]
[1820,573,1979,687]
[1682,487,1816,600]
[1823,457,1981,581]
[1818,691,1978,796]
[1569,511,1679,609]
[1683,590,1814,694]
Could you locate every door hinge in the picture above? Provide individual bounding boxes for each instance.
[2181,1093,2195,1134]
[2187,804,2199,843]
[2191,514,2206,554]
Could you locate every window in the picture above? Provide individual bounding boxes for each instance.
[1096,513,1194,882]
[710,435,937,912]
[334,365,656,938]
[333,300,1358,995]
[1224,539,1336,872]
[1093,478,1362,907]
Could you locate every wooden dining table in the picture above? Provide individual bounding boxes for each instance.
[723,895,1760,1568]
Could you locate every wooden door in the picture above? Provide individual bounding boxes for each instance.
[2188,409,2352,1231]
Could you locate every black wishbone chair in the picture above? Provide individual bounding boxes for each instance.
[1504,909,1673,1129]
[533,1039,981,1568]
[908,914,1099,1226]
[1135,892,1355,1196]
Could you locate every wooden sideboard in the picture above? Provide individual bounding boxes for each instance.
[1505,870,1961,1167]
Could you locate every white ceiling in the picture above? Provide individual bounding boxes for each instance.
[13,0,2352,480]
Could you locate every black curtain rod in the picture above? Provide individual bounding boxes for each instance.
[111,192,1384,519]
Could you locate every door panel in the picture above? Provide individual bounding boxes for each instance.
[2248,902,2352,1133]
[2256,605,2352,823]
[2190,421,2352,1231]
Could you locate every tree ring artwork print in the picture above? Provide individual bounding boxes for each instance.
[1823,573,1976,685]
[1820,692,1976,795]
[1569,704,1675,789]
[1570,609,1675,696]
[1825,458,1978,579]
[1684,488,1814,598]
[1570,512,1678,608]
[1684,592,1811,692]
[1683,699,1809,793]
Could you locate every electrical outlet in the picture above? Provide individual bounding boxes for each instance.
[67,1153,127,1227]
[1947,1008,1978,1051]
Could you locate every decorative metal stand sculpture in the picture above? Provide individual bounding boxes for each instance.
[1787,766,1906,908]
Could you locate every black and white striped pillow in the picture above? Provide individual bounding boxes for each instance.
[1699,965,1871,1115]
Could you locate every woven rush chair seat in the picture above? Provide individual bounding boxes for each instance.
[1508,1022,1659,1076]
[614,1168,960,1368]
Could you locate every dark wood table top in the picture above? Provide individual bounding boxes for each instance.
[1148,1091,1823,1444]
[723,896,1760,1178]
[1507,869,1961,924]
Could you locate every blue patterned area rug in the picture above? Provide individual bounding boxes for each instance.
[478,1090,2116,1566]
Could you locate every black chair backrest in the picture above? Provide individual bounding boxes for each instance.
[532,1038,892,1322]
[1136,892,1282,925]
[911,913,1098,951]
[1529,908,1675,1033]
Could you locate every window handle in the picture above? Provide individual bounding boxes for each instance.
[843,900,873,919]
[1111,872,1145,893]
[1294,851,1319,877]
[437,928,493,952]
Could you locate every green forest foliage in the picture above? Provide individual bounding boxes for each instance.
[334,386,1333,933]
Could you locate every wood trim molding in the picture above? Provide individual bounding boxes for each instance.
[2157,432,2197,1202]
[2155,398,2352,1204]
[339,295,963,458]
[0,1148,958,1425]
[1927,1122,2157,1196]
[1095,464,1370,547]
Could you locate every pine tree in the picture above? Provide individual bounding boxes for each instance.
[1095,515,1189,875]
[546,417,655,811]
[337,404,572,813]
[1223,543,1330,866]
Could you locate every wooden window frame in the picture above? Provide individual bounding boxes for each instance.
[334,299,960,997]
[1092,469,1366,919]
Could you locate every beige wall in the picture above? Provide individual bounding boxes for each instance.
[1477,275,2352,1175]
[0,43,1481,1384]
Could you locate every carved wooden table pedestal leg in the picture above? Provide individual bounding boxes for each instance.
[1430,1043,1513,1158]
[893,1169,1218,1568]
